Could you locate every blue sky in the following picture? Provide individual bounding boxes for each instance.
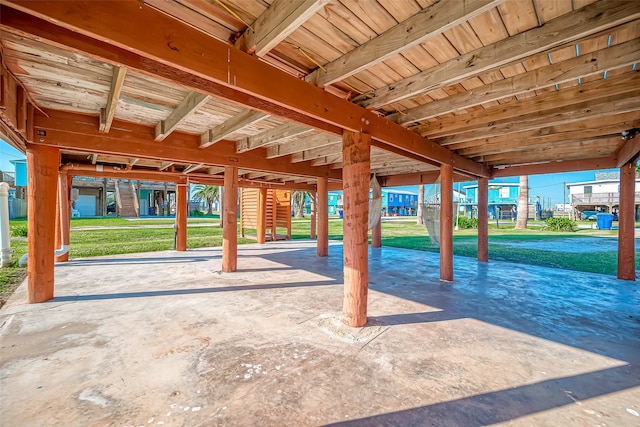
[0,139,604,206]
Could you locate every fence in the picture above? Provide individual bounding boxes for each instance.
[9,198,27,218]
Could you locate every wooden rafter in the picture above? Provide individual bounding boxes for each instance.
[356,0,640,109]
[183,163,205,174]
[306,0,502,87]
[291,143,341,163]
[236,122,311,153]
[155,91,210,141]
[99,65,126,133]
[201,109,267,148]
[0,2,488,177]
[235,0,331,57]
[389,38,640,125]
[33,109,342,180]
[90,153,98,164]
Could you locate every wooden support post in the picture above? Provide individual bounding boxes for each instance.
[317,178,328,257]
[618,161,636,280]
[371,217,382,248]
[342,130,370,328]
[222,166,238,272]
[310,193,317,239]
[175,179,188,251]
[478,176,489,262]
[27,144,60,303]
[440,163,454,281]
[257,187,267,244]
[55,172,71,263]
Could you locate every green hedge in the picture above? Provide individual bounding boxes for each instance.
[544,217,577,232]
[456,216,478,229]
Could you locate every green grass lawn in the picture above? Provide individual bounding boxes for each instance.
[1,216,635,306]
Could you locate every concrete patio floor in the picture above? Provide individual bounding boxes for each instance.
[1,240,639,426]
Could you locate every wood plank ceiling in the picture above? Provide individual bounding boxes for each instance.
[0,0,639,186]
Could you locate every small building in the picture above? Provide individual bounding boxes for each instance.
[328,189,419,217]
[567,171,640,220]
[462,182,523,220]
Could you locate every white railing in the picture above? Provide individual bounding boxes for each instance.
[570,192,640,204]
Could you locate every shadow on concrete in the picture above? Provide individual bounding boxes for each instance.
[56,255,216,266]
[327,364,637,427]
[49,279,339,302]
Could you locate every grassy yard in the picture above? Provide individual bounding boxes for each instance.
[1,216,635,306]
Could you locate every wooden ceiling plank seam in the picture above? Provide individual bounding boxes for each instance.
[355,0,640,109]
[99,65,126,133]
[1,2,487,177]
[200,109,268,148]
[235,0,332,56]
[306,0,503,87]
[155,91,211,141]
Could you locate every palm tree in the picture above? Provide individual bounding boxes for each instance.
[193,185,219,215]
[515,176,528,229]
[292,191,309,218]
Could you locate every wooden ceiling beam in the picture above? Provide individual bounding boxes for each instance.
[0,3,488,177]
[491,156,619,178]
[480,137,617,165]
[457,114,640,157]
[33,109,342,180]
[389,38,640,125]
[616,131,640,167]
[380,172,469,187]
[155,91,210,141]
[183,163,205,174]
[306,0,502,87]
[266,132,339,158]
[236,122,311,153]
[427,73,640,142]
[235,0,331,57]
[99,65,126,133]
[200,109,267,148]
[356,0,640,109]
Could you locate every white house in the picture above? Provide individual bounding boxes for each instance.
[566,171,640,219]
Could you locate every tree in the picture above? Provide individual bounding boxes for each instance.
[193,185,219,215]
[417,184,425,224]
[292,191,309,218]
[515,176,528,229]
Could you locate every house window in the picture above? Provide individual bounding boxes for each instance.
[389,194,394,202]
[584,186,592,194]
[500,187,509,198]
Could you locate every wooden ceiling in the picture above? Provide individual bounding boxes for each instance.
[0,0,639,187]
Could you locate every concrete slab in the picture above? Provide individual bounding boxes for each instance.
[1,240,639,426]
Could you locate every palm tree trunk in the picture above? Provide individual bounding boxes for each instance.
[516,175,528,229]
[417,184,424,224]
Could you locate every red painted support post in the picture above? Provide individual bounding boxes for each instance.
[478,176,488,262]
[342,130,370,328]
[55,172,71,263]
[618,161,636,280]
[222,166,238,272]
[440,163,454,281]
[27,144,60,303]
[176,179,188,251]
[310,193,317,239]
[317,178,328,257]
[257,187,267,244]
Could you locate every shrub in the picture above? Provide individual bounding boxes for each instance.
[456,216,478,229]
[544,217,577,232]
[190,209,204,217]
[10,225,28,237]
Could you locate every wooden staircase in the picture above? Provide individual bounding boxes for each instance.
[115,180,139,217]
